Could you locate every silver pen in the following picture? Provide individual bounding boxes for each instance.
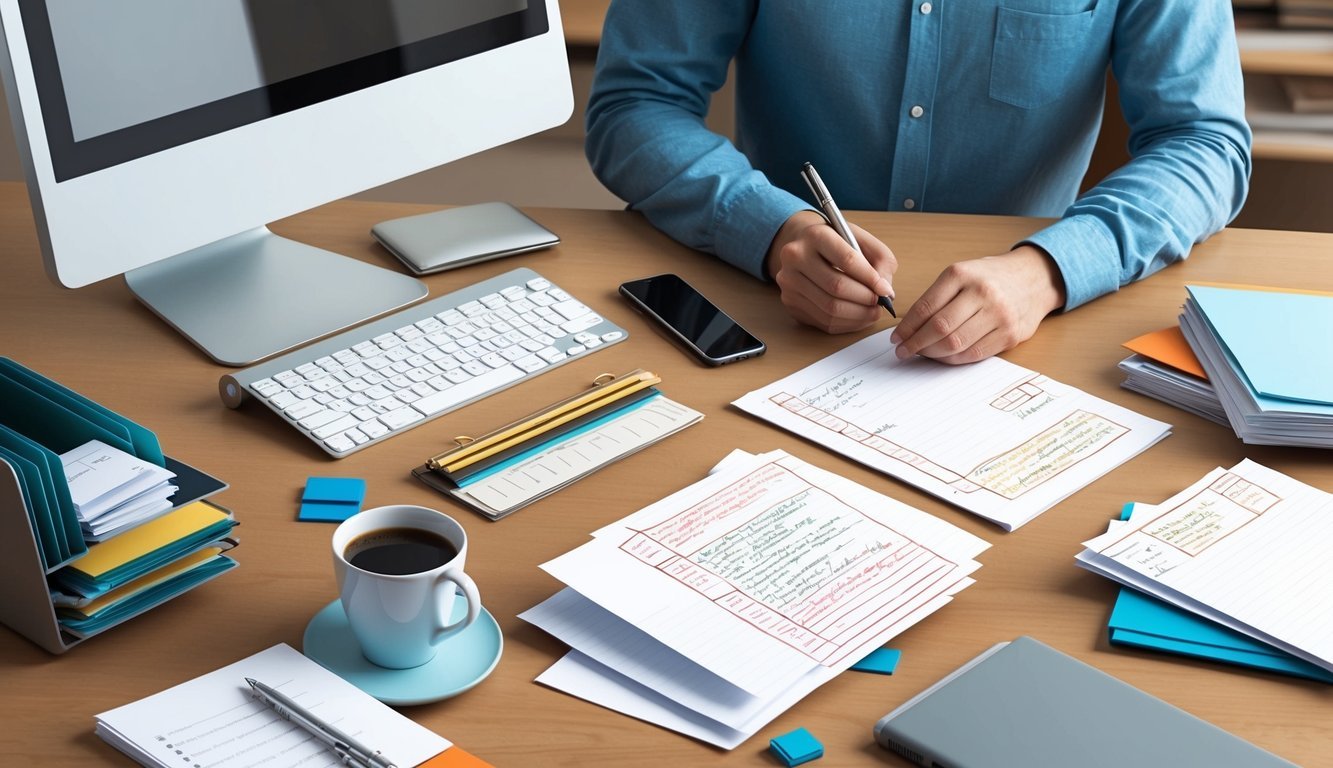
[245,677,397,768]
[800,161,896,317]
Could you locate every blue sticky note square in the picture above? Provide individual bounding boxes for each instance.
[299,477,366,522]
[769,727,823,767]
[850,647,902,675]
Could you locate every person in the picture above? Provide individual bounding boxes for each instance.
[584,1,1251,364]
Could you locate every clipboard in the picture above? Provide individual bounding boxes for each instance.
[413,370,702,520]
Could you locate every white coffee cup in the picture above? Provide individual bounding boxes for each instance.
[331,505,481,669]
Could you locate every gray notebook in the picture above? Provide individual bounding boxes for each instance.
[874,636,1296,768]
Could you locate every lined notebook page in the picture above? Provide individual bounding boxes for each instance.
[1079,460,1333,670]
[733,329,1170,530]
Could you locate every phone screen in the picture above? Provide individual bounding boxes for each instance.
[620,274,764,362]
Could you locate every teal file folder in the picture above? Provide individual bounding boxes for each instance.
[0,358,164,465]
[0,424,84,565]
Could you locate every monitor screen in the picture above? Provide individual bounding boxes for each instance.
[20,0,545,181]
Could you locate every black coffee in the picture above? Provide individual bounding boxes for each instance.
[346,527,459,575]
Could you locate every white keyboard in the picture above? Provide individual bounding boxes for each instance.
[220,268,627,457]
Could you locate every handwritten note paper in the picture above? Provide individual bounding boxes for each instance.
[95,644,449,768]
[539,450,989,697]
[733,330,1171,530]
[1077,460,1333,672]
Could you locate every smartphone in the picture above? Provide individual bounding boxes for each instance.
[618,273,766,366]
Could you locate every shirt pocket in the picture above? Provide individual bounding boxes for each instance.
[989,6,1096,110]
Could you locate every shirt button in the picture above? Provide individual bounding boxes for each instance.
[903,198,917,210]
[910,105,924,118]
[921,2,933,14]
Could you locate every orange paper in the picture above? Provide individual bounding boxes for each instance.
[419,747,493,768]
[1123,326,1208,381]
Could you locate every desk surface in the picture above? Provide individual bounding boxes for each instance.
[1,182,1330,767]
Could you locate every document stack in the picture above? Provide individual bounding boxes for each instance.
[0,357,237,654]
[1076,460,1333,680]
[521,449,989,748]
[1117,326,1227,426]
[1179,284,1333,447]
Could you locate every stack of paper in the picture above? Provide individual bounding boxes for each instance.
[521,449,989,748]
[1077,460,1333,677]
[96,644,452,768]
[1117,327,1227,426]
[50,501,238,636]
[1098,502,1333,683]
[62,440,178,539]
[1179,284,1333,447]
[733,329,1171,531]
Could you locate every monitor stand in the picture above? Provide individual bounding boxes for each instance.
[124,226,428,367]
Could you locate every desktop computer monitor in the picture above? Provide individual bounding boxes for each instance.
[0,0,573,365]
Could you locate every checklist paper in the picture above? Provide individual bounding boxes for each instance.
[95,644,449,768]
[522,450,988,747]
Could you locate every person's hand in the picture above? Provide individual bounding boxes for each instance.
[890,245,1066,364]
[764,210,898,334]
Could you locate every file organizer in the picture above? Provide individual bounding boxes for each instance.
[0,358,234,654]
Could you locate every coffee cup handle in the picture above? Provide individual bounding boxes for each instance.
[432,567,481,644]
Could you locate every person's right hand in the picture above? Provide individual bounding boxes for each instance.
[764,210,898,334]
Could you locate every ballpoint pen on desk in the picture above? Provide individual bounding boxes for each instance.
[800,161,896,318]
[245,677,398,768]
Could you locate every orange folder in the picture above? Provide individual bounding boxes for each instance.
[1122,326,1208,381]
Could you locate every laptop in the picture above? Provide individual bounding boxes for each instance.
[874,636,1297,768]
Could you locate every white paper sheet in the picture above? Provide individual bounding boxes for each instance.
[533,583,971,749]
[733,330,1171,530]
[1077,460,1333,672]
[539,449,988,696]
[62,439,175,521]
[95,644,449,768]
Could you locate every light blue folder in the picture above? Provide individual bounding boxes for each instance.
[1106,503,1333,684]
[1186,285,1333,409]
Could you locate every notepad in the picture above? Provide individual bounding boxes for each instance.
[95,644,451,768]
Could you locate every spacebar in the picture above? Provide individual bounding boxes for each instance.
[412,365,527,417]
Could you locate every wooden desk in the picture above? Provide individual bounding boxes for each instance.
[1,182,1330,766]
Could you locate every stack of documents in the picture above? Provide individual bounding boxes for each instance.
[734,329,1171,531]
[1179,284,1333,447]
[1077,460,1333,677]
[50,501,238,636]
[62,440,178,539]
[96,644,455,768]
[0,356,236,652]
[521,449,989,748]
[1117,327,1227,426]
[415,370,702,520]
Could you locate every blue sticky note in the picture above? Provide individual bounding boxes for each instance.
[850,647,902,675]
[769,727,823,767]
[299,477,366,522]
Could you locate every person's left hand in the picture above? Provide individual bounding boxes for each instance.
[890,246,1066,365]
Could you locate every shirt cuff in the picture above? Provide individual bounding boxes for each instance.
[1020,215,1121,311]
[712,184,811,281]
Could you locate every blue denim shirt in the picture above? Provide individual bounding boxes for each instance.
[585,0,1251,310]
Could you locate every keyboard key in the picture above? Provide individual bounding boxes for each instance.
[269,391,299,410]
[359,419,389,439]
[553,299,589,320]
[345,429,370,445]
[566,344,587,355]
[298,408,343,430]
[538,346,566,363]
[601,331,625,342]
[284,400,322,420]
[412,364,525,416]
[562,314,603,334]
[378,407,424,430]
[324,434,356,453]
[252,378,282,397]
[312,415,359,439]
[526,277,551,291]
[515,355,547,373]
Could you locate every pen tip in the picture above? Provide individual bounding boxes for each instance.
[244,678,257,688]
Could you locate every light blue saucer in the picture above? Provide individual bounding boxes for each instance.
[302,596,502,706]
